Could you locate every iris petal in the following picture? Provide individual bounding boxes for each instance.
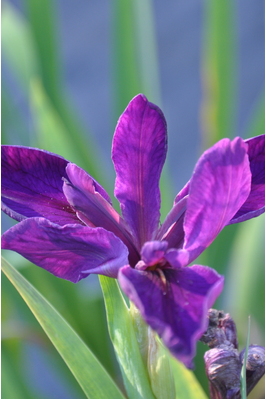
[140,240,168,266]
[157,195,187,248]
[63,163,139,266]
[174,135,265,225]
[229,134,265,223]
[182,137,251,263]
[112,94,167,250]
[1,145,80,225]
[2,218,129,281]
[118,264,224,368]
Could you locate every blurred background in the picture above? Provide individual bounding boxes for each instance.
[1,0,265,398]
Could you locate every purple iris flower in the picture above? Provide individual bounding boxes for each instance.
[2,94,264,368]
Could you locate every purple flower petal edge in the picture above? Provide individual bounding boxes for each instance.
[182,137,251,263]
[2,218,129,281]
[1,145,80,225]
[174,135,265,226]
[229,134,265,223]
[63,163,140,266]
[1,145,113,226]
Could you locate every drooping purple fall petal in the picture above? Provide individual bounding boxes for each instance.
[63,163,139,266]
[1,145,79,225]
[2,218,129,281]
[118,263,224,368]
[182,137,251,263]
[229,134,265,223]
[112,94,167,250]
[1,146,113,226]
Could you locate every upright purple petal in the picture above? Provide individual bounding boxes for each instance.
[182,137,251,263]
[118,264,224,368]
[2,218,129,282]
[229,135,265,224]
[112,94,167,250]
[157,195,187,248]
[1,146,80,225]
[174,181,190,204]
[63,163,140,266]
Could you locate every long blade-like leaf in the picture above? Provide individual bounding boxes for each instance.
[201,0,237,148]
[241,316,251,399]
[1,257,125,399]
[99,275,155,399]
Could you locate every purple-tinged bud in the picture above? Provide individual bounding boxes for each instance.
[200,309,238,349]
[240,345,265,396]
[221,316,238,349]
[204,345,241,399]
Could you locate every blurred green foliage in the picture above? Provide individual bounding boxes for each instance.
[2,0,264,398]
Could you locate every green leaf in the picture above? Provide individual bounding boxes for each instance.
[241,316,251,399]
[244,91,265,139]
[131,0,161,105]
[222,215,265,344]
[2,1,39,89]
[2,0,103,183]
[112,0,142,114]
[146,332,207,399]
[112,0,162,112]
[1,257,125,399]
[201,0,237,148]
[26,0,60,105]
[30,78,92,168]
[29,76,106,189]
[147,331,176,399]
[99,275,155,399]
[170,350,207,399]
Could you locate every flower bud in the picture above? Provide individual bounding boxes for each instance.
[240,345,265,396]
[200,309,238,349]
[204,345,241,399]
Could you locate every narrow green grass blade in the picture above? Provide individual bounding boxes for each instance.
[1,258,125,399]
[3,0,103,181]
[112,0,142,113]
[112,0,161,110]
[1,84,29,145]
[222,216,265,342]
[132,0,161,105]
[241,316,251,399]
[26,0,60,104]
[2,1,39,88]
[99,276,155,399]
[30,76,106,189]
[201,0,237,148]
[30,78,96,169]
[244,91,265,139]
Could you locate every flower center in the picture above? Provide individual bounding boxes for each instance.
[146,263,168,295]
